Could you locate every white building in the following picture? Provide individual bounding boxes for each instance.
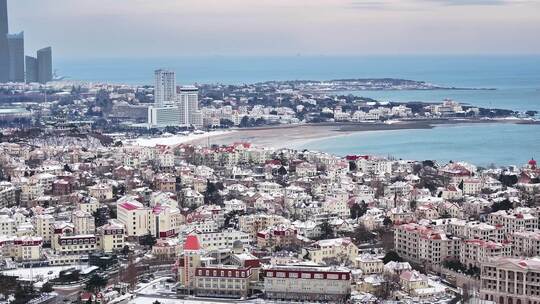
[148,105,181,127]
[178,86,201,127]
[154,69,176,107]
[264,265,351,302]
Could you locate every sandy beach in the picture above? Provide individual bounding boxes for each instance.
[184,119,539,149]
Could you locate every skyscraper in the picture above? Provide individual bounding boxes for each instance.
[178,86,201,127]
[25,55,37,83]
[154,69,176,107]
[0,0,10,83]
[7,31,23,82]
[37,46,52,84]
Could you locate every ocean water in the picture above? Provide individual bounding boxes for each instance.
[298,123,540,167]
[56,55,540,165]
[57,55,540,111]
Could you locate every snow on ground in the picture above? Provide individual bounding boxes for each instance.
[1,265,87,282]
[134,276,173,294]
[133,130,233,147]
[129,297,320,304]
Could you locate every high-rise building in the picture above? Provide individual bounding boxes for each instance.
[178,85,201,127]
[37,46,52,84]
[25,55,37,83]
[7,31,23,82]
[154,69,176,107]
[0,0,10,83]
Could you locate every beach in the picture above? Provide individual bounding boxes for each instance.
[183,119,537,150]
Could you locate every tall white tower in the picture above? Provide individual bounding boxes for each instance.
[154,69,176,107]
[178,86,200,127]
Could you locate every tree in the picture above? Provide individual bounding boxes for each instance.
[351,224,376,244]
[41,282,54,293]
[204,181,224,206]
[382,250,403,264]
[239,116,250,128]
[350,202,368,219]
[121,245,131,256]
[153,301,162,304]
[13,282,36,304]
[139,232,157,248]
[491,199,513,212]
[85,274,108,293]
[319,220,334,239]
[123,256,139,288]
[383,216,393,227]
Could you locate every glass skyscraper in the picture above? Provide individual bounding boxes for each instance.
[7,31,23,82]
[0,0,10,83]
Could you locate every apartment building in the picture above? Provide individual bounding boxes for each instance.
[395,223,460,265]
[487,209,538,237]
[116,198,152,237]
[256,225,298,249]
[96,220,125,253]
[194,228,252,251]
[34,214,54,243]
[480,257,540,304]
[88,183,113,200]
[305,237,359,264]
[460,239,512,268]
[0,236,42,261]
[194,265,255,298]
[238,214,289,238]
[264,265,351,302]
[510,230,540,257]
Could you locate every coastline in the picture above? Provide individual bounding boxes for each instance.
[184,118,539,149]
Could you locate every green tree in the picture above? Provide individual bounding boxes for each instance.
[85,274,108,293]
[350,202,368,219]
[383,216,393,227]
[139,232,157,248]
[319,220,334,239]
[41,282,54,293]
[382,250,403,264]
[351,224,376,244]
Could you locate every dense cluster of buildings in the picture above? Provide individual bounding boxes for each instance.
[0,129,538,303]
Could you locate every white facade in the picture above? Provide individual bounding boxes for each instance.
[178,86,201,127]
[148,106,181,127]
[154,69,176,107]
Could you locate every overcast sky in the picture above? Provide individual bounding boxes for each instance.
[8,0,540,58]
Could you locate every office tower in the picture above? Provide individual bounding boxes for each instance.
[7,31,23,82]
[178,85,200,127]
[25,56,37,83]
[0,0,9,83]
[37,46,52,84]
[154,69,176,107]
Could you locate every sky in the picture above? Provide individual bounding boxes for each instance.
[7,0,540,59]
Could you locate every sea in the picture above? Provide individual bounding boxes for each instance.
[56,55,540,166]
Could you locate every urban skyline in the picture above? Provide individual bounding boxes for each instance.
[0,0,53,84]
[0,1,538,304]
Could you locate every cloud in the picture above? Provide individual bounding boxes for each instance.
[428,0,509,5]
